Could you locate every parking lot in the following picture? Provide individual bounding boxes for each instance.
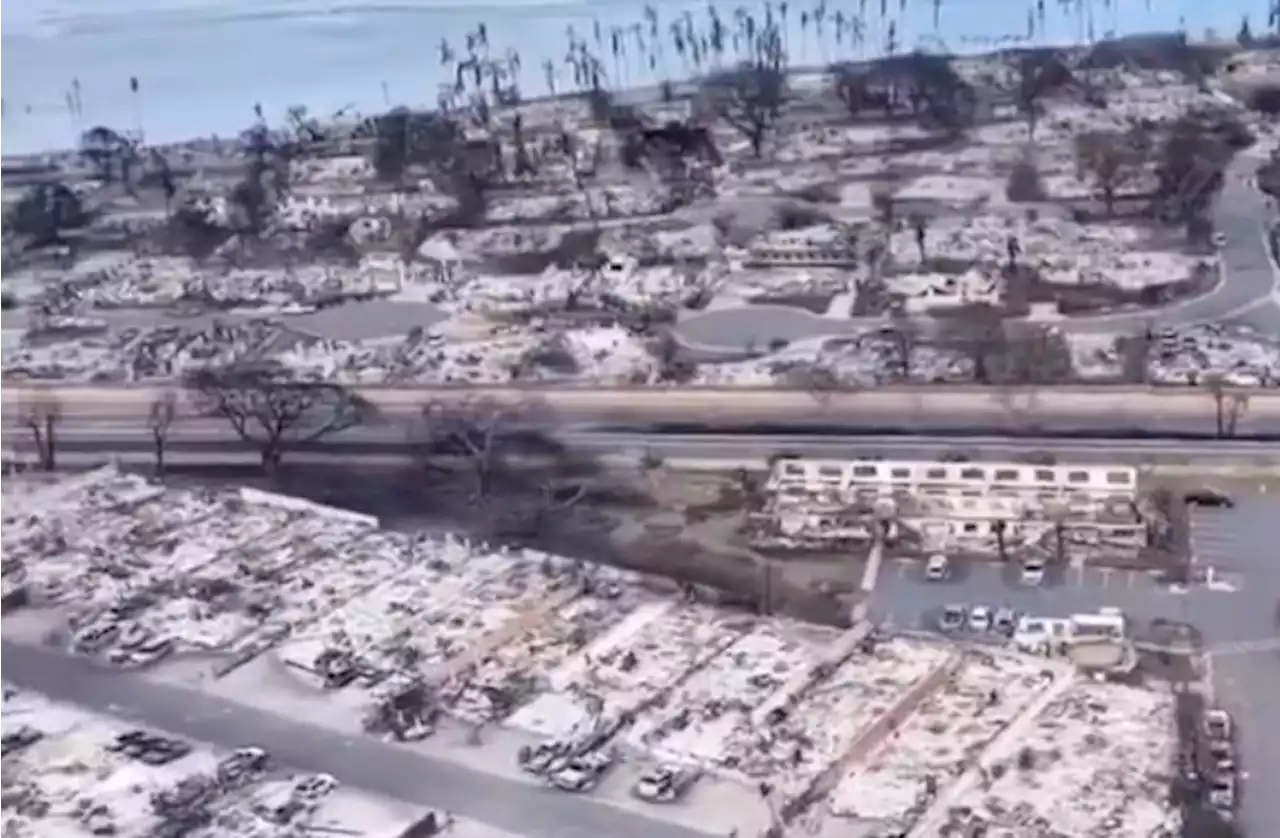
[871,556,1199,633]
[1189,502,1262,591]
[1186,493,1280,838]
[868,488,1280,838]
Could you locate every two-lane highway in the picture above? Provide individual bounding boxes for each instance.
[7,421,1280,467]
[6,384,1280,435]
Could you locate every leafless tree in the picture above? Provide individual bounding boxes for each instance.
[886,309,923,381]
[19,389,62,471]
[909,212,928,260]
[939,304,1007,385]
[1205,374,1230,438]
[391,210,435,266]
[1014,50,1085,140]
[1045,499,1069,565]
[1002,324,1073,385]
[651,331,698,383]
[703,22,787,158]
[783,362,841,408]
[1226,392,1250,437]
[1153,112,1233,242]
[417,396,546,498]
[186,366,375,475]
[1075,128,1146,217]
[148,391,178,477]
[1206,374,1250,437]
[1117,322,1156,383]
[501,464,589,538]
[872,188,897,228]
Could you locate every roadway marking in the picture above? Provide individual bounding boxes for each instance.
[1094,567,1113,589]
[1073,563,1088,588]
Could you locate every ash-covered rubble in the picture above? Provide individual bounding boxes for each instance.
[1148,323,1280,387]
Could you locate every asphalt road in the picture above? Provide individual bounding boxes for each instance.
[1,642,707,838]
[6,384,1280,435]
[7,421,1280,465]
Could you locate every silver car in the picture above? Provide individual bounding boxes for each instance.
[938,605,967,633]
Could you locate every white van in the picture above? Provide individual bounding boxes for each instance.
[1013,616,1070,655]
[925,554,950,581]
[1068,610,1127,642]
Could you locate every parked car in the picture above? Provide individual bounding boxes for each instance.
[993,608,1019,637]
[137,737,192,766]
[1207,739,1236,776]
[548,749,615,793]
[1208,774,1237,812]
[115,621,153,651]
[1185,487,1234,509]
[924,554,950,582]
[938,605,967,633]
[292,773,339,800]
[1204,708,1233,741]
[967,605,994,633]
[107,730,192,766]
[632,764,701,803]
[518,740,574,775]
[105,730,148,754]
[1,725,44,756]
[217,747,271,787]
[106,635,175,669]
[72,620,121,654]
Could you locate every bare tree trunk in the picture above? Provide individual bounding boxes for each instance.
[473,457,494,499]
[261,445,283,477]
[28,424,48,471]
[147,391,178,477]
[41,416,57,471]
[1226,394,1248,437]
[153,431,166,477]
[758,557,774,615]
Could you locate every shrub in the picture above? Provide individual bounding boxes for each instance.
[1247,84,1280,116]
[1005,159,1047,202]
[776,203,834,230]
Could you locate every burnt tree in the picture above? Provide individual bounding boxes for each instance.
[1075,128,1147,217]
[703,22,787,158]
[417,396,549,499]
[187,367,374,474]
[148,391,178,477]
[19,390,62,471]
